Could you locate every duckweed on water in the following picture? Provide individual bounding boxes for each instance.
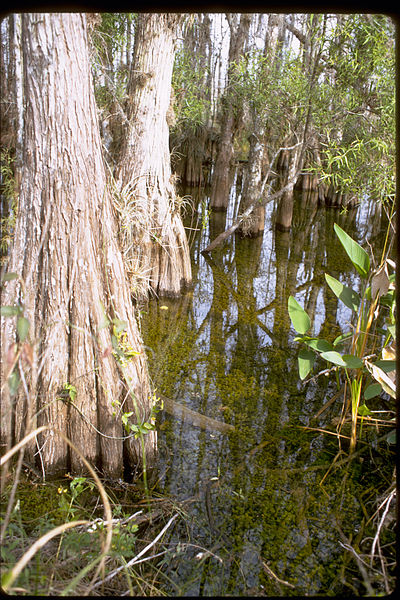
[140,195,395,595]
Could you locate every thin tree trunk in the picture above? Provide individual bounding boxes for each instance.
[115,13,192,299]
[210,13,251,211]
[1,13,156,478]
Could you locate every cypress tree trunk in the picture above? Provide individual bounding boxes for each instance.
[237,117,265,237]
[210,13,251,211]
[0,13,156,478]
[115,13,192,299]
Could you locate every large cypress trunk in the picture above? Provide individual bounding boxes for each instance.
[115,13,192,299]
[0,13,156,478]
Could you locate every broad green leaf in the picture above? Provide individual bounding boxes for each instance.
[379,289,395,308]
[364,382,382,400]
[298,348,315,380]
[17,316,30,342]
[305,338,334,353]
[342,354,363,369]
[374,360,396,373]
[334,223,370,278]
[1,305,21,317]
[288,296,311,334]
[320,351,347,367]
[358,404,372,416]
[324,273,360,313]
[1,272,18,282]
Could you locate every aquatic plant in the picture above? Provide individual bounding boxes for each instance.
[288,220,395,452]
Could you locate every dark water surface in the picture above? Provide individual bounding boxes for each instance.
[141,189,394,596]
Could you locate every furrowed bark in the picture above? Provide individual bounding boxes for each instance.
[0,13,156,478]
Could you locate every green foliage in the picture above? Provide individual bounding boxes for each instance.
[333,223,370,278]
[0,475,150,595]
[289,223,396,449]
[311,15,395,201]
[58,383,77,404]
[324,273,360,313]
[111,320,141,367]
[229,47,309,145]
[287,296,311,335]
[172,48,210,133]
[90,13,136,151]
[121,393,163,439]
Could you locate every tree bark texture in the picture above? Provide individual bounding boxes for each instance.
[115,13,192,298]
[210,13,251,211]
[0,13,156,478]
[237,119,265,237]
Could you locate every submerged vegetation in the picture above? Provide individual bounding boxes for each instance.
[0,11,396,597]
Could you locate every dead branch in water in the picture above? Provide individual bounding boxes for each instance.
[201,174,300,253]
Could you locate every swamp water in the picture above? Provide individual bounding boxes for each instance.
[141,189,394,596]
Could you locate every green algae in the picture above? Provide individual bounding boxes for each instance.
[140,194,395,595]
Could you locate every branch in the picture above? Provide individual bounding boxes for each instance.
[284,20,307,45]
[202,174,300,254]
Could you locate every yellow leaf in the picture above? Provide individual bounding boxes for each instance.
[382,344,396,362]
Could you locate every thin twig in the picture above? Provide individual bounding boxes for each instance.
[262,560,295,588]
[370,489,396,568]
[91,513,179,589]
[338,541,374,595]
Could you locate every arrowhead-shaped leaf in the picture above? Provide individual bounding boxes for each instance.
[320,351,347,366]
[288,296,311,334]
[374,360,396,373]
[298,348,315,379]
[325,273,360,313]
[305,338,335,353]
[364,382,382,400]
[334,223,370,278]
[342,354,363,369]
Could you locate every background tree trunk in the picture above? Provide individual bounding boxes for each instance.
[237,123,265,236]
[115,13,192,299]
[210,13,251,211]
[0,13,156,478]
